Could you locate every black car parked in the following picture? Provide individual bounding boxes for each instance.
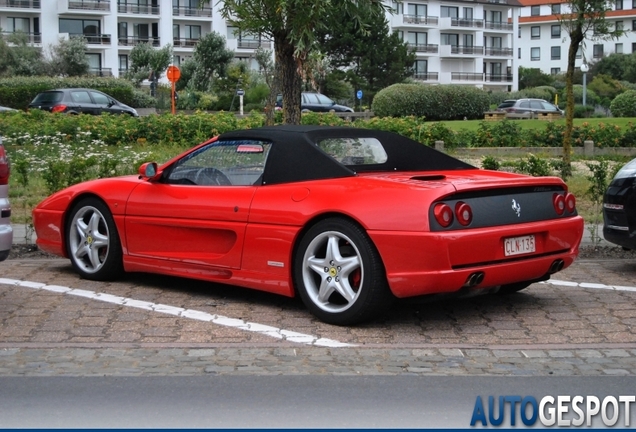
[29,88,138,117]
[276,92,354,113]
[603,158,636,249]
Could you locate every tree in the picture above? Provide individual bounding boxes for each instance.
[214,0,389,124]
[48,36,90,77]
[316,6,415,103]
[189,32,234,92]
[518,66,554,89]
[558,0,624,177]
[0,31,46,77]
[127,42,172,85]
[255,47,279,125]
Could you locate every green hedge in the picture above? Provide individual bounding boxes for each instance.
[372,84,490,120]
[2,110,636,149]
[0,76,155,109]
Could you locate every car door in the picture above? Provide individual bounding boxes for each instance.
[302,93,322,112]
[124,139,271,269]
[69,90,99,115]
[89,90,116,115]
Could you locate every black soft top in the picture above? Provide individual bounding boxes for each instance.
[218,125,474,185]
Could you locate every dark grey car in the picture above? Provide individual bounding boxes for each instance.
[29,88,138,117]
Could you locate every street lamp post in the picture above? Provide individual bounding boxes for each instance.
[580,63,589,108]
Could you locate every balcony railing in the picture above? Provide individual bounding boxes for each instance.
[485,47,513,56]
[413,72,439,81]
[451,45,484,55]
[72,33,111,44]
[1,31,41,43]
[408,43,439,53]
[403,14,438,25]
[237,39,272,49]
[484,21,513,31]
[88,67,113,77]
[451,18,484,28]
[118,36,160,47]
[0,0,40,8]
[69,0,110,11]
[485,74,513,82]
[119,67,128,75]
[118,3,159,14]
[173,37,200,47]
[451,72,484,81]
[172,6,212,17]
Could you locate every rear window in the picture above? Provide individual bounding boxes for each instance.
[317,137,388,165]
[497,101,516,109]
[31,92,64,104]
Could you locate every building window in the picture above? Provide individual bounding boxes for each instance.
[414,60,428,75]
[118,54,128,72]
[633,42,636,52]
[518,26,521,38]
[227,26,237,39]
[593,44,604,58]
[616,43,624,53]
[173,55,181,66]
[441,6,459,18]
[551,4,560,14]
[616,21,624,31]
[531,5,540,16]
[632,19,636,31]
[408,3,427,17]
[551,46,561,60]
[490,10,502,22]
[551,68,561,75]
[617,0,623,9]
[391,1,403,14]
[576,47,582,58]
[531,47,540,61]
[173,24,179,40]
[6,17,30,33]
[518,47,521,59]
[463,7,473,19]
[531,26,540,39]
[59,18,100,37]
[551,25,561,38]
[440,33,459,46]
[407,31,427,46]
[185,25,201,40]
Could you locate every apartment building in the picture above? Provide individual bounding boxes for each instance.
[517,0,636,75]
[0,0,519,90]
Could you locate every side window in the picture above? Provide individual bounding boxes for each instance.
[316,94,334,105]
[530,100,543,109]
[541,101,558,111]
[71,91,92,104]
[166,140,272,186]
[90,91,110,105]
[304,93,320,104]
[519,101,531,108]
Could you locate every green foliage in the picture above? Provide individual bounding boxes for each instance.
[49,36,90,77]
[188,32,234,92]
[588,73,623,102]
[126,42,173,84]
[518,67,555,89]
[610,90,636,117]
[0,31,47,77]
[473,120,529,147]
[585,159,611,243]
[481,155,500,171]
[372,84,490,120]
[516,153,552,177]
[560,85,600,106]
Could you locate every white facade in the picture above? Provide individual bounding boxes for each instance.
[517,0,636,75]
[386,0,520,91]
[0,0,519,90]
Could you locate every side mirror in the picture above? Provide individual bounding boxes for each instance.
[138,162,159,180]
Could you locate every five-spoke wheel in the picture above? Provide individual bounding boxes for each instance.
[294,218,392,325]
[66,198,123,280]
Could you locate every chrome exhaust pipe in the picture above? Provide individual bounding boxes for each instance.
[549,259,565,274]
[464,271,485,287]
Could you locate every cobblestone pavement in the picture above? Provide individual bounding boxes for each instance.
[1,257,635,376]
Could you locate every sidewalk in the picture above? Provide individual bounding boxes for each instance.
[9,223,609,246]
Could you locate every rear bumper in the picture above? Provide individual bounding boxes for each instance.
[0,223,13,261]
[369,216,584,298]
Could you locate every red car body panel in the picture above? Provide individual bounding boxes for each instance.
[33,126,584,302]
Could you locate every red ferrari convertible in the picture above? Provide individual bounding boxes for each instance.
[33,126,584,325]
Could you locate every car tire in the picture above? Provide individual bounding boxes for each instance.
[66,197,123,281]
[294,218,393,325]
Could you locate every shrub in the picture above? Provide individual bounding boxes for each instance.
[610,90,636,117]
[481,155,500,170]
[372,84,490,120]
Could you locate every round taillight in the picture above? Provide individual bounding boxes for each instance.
[565,193,576,213]
[434,203,454,228]
[455,201,473,226]
[553,193,565,215]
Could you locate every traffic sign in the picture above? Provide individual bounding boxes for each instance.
[356,90,363,100]
[166,65,181,82]
[236,89,245,96]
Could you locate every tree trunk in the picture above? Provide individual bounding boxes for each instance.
[264,62,280,126]
[562,27,583,179]
[275,37,302,125]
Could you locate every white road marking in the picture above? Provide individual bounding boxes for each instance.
[543,279,636,292]
[0,278,354,348]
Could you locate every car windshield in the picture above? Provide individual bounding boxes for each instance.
[31,92,64,104]
[317,137,389,165]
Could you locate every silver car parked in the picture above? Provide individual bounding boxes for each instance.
[497,99,564,119]
[0,136,12,261]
